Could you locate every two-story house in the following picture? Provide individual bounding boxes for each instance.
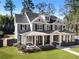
[14,10,75,47]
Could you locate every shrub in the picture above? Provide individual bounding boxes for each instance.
[0,31,4,38]
[39,45,55,51]
[7,39,17,46]
[25,46,41,53]
[16,43,25,51]
[0,40,3,47]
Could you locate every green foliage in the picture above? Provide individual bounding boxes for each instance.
[36,2,47,14]
[0,31,4,36]
[22,0,34,12]
[4,0,15,17]
[36,2,55,15]
[63,0,79,35]
[0,15,14,34]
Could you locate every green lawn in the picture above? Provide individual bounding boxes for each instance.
[71,48,79,52]
[0,47,79,59]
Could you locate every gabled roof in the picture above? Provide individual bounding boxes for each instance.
[15,14,29,23]
[26,12,39,21]
[15,11,58,24]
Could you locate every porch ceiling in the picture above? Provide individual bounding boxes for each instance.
[50,30,74,35]
[20,31,48,36]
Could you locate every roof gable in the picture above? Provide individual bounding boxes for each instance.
[32,16,46,23]
[26,12,39,22]
[15,14,29,23]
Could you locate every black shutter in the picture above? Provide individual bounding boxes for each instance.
[51,25,52,30]
[43,24,44,31]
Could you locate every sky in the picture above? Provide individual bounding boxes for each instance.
[0,0,65,19]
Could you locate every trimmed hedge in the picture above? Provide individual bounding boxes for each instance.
[0,31,4,38]
[39,45,56,51]
[0,40,3,47]
[61,42,79,46]
[7,39,17,46]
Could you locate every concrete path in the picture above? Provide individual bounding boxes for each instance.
[62,48,79,56]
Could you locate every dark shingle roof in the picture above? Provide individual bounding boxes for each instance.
[26,12,39,21]
[61,29,74,33]
[15,14,29,23]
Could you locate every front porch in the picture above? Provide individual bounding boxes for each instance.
[20,31,75,47]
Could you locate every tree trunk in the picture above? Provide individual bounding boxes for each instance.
[10,8,13,19]
[75,24,78,36]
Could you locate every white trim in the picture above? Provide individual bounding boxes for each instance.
[34,36,36,46]
[31,17,39,23]
[25,12,33,31]
[42,36,45,46]
[31,15,47,23]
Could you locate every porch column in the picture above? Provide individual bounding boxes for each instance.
[42,36,44,46]
[32,36,33,44]
[21,35,23,44]
[59,35,62,46]
[21,35,25,44]
[67,35,68,42]
[72,35,75,42]
[69,35,71,42]
[50,35,53,45]
[24,36,27,45]
[63,35,65,42]
[71,35,72,42]
[34,36,36,46]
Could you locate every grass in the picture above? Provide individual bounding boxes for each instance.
[71,48,79,52]
[0,47,79,59]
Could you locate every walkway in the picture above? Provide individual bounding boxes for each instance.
[62,48,79,56]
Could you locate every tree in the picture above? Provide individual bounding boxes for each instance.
[4,0,15,18]
[36,2,55,15]
[46,3,55,15]
[36,2,47,14]
[22,0,34,12]
[64,0,79,35]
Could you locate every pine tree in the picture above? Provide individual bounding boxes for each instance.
[4,0,15,18]
[22,0,34,12]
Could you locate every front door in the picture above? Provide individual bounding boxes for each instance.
[53,35,59,43]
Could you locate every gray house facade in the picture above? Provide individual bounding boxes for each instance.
[14,11,75,47]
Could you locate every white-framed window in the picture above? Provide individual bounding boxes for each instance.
[47,25,51,31]
[20,24,28,31]
[37,24,43,31]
